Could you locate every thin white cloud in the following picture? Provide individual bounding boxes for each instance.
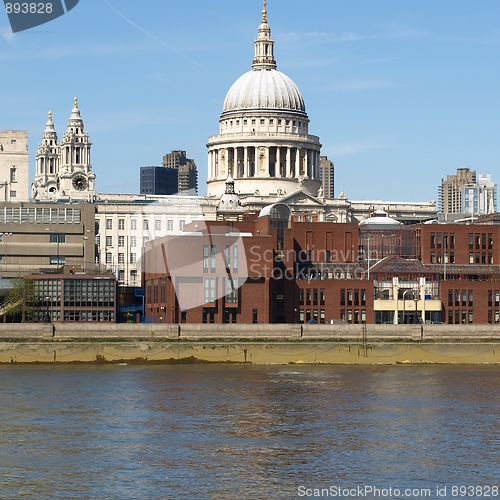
[277,29,500,46]
[0,41,153,61]
[0,26,15,42]
[278,29,428,44]
[321,80,393,91]
[325,137,406,156]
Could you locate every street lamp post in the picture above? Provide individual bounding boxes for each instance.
[44,295,51,323]
[402,289,412,325]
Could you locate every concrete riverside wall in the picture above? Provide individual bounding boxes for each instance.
[1,323,500,364]
[0,323,500,341]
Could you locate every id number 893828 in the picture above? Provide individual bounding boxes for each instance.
[5,3,53,14]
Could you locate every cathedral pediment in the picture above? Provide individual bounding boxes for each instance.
[277,190,326,207]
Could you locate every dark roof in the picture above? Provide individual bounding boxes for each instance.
[425,264,500,276]
[370,255,432,275]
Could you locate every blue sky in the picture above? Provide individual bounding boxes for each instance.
[1,0,500,202]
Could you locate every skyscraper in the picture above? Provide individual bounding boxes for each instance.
[319,156,334,199]
[439,168,497,215]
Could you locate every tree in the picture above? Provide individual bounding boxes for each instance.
[5,277,38,323]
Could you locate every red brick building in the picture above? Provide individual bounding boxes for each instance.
[143,205,372,324]
[143,209,500,325]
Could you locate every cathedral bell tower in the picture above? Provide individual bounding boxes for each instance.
[32,111,59,199]
[32,98,96,201]
[57,98,96,200]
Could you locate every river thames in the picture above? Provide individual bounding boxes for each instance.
[0,364,499,499]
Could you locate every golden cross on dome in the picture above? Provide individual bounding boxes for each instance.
[74,97,78,109]
[48,111,52,122]
[262,0,267,23]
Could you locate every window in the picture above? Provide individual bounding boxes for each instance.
[299,310,305,323]
[430,233,436,249]
[253,309,258,324]
[203,245,209,271]
[448,289,453,307]
[106,219,112,230]
[50,256,65,265]
[313,289,318,305]
[361,289,366,306]
[143,236,149,246]
[118,253,124,264]
[225,246,231,268]
[233,246,238,271]
[340,289,346,306]
[118,236,125,247]
[10,191,16,198]
[130,253,137,264]
[436,233,442,249]
[482,233,487,250]
[211,245,216,270]
[155,220,161,231]
[131,219,137,231]
[130,236,137,248]
[118,219,125,231]
[305,216,313,222]
[180,220,185,230]
[450,233,455,249]
[475,234,480,249]
[299,289,304,305]
[260,119,265,125]
[143,219,149,231]
[488,233,493,249]
[204,278,216,303]
[10,167,16,183]
[167,220,173,231]
[320,288,325,305]
[469,233,474,249]
[347,289,353,306]
[106,236,112,247]
[50,234,66,243]
[106,253,112,264]
[244,119,248,125]
[226,278,238,303]
[320,310,325,324]
[469,253,474,264]
[130,270,138,285]
[306,289,311,305]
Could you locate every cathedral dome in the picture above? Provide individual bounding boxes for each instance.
[222,69,306,115]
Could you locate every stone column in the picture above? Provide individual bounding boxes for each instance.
[243,146,248,178]
[296,148,301,177]
[276,147,281,177]
[286,147,291,177]
[305,150,310,178]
